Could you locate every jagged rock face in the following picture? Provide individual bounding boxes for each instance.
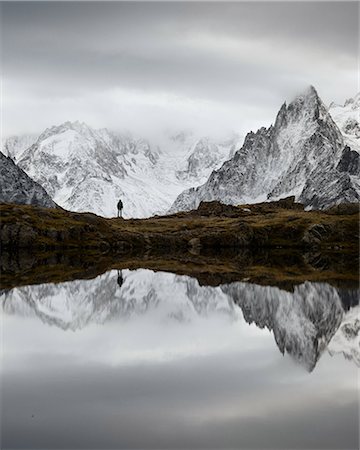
[7,122,237,218]
[299,168,359,210]
[337,146,359,175]
[2,269,358,371]
[0,152,56,208]
[171,87,359,212]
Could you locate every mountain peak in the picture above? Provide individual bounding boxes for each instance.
[279,85,333,131]
[274,86,325,130]
[291,85,322,108]
[306,84,318,96]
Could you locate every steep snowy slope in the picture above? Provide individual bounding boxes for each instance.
[171,86,359,212]
[176,135,242,183]
[330,93,360,153]
[0,151,56,208]
[9,123,237,217]
[2,269,356,371]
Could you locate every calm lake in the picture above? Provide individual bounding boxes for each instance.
[1,268,359,449]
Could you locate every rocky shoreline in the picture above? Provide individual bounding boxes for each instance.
[1,246,358,292]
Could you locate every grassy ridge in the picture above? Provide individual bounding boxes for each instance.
[0,200,358,251]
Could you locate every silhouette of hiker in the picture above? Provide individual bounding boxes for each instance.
[117,270,123,288]
[117,199,123,218]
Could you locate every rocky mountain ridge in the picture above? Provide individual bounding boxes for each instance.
[171,87,359,212]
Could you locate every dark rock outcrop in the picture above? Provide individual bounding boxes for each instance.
[337,146,359,175]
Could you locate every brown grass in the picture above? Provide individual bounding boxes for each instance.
[0,202,358,251]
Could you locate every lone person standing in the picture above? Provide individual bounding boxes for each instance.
[117,199,123,218]
[117,269,123,287]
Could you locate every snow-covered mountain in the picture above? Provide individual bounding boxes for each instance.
[2,123,239,218]
[171,87,360,212]
[2,269,358,371]
[0,151,56,208]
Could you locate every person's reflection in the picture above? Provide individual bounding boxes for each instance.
[117,270,124,288]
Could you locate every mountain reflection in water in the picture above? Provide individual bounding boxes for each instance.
[1,268,359,450]
[2,269,359,371]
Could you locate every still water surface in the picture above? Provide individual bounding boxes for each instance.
[1,269,359,449]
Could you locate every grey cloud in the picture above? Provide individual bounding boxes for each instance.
[3,2,357,54]
[1,2,358,137]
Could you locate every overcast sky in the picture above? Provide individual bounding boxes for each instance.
[1,1,359,139]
